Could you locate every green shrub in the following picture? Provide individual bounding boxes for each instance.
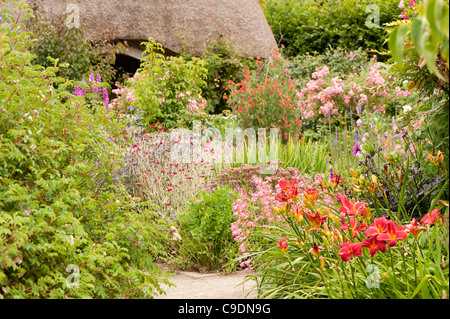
[288,47,369,86]
[26,3,126,84]
[0,3,171,298]
[130,38,208,130]
[262,0,402,58]
[183,40,255,115]
[175,186,239,272]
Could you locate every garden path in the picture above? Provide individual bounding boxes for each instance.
[155,263,257,299]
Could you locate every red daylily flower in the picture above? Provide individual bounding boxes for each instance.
[308,242,324,257]
[330,174,345,189]
[279,179,298,191]
[340,218,367,238]
[278,237,288,254]
[304,211,328,228]
[420,208,442,226]
[377,221,407,246]
[339,242,363,262]
[276,181,299,203]
[405,218,426,240]
[276,187,299,203]
[337,192,368,223]
[303,189,319,207]
[365,217,390,237]
[362,236,387,258]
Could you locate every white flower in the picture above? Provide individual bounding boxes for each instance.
[398,0,405,8]
[402,104,412,113]
[170,226,181,241]
[66,235,75,245]
[356,119,362,127]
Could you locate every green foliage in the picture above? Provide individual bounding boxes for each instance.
[386,0,449,166]
[288,47,369,86]
[0,4,171,298]
[262,0,402,58]
[183,40,255,115]
[279,138,329,176]
[24,3,126,84]
[175,186,240,272]
[389,0,449,80]
[131,38,208,130]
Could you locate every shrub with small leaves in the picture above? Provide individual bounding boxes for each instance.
[175,186,240,273]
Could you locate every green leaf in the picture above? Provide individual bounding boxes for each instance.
[411,18,428,56]
[389,24,410,66]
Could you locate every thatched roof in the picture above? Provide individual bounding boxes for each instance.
[2,0,277,58]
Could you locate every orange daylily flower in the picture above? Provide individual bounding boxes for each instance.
[308,242,324,257]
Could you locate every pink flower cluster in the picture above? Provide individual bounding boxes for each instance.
[295,60,412,121]
[231,176,287,269]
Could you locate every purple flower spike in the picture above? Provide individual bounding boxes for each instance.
[353,142,361,157]
[103,87,109,108]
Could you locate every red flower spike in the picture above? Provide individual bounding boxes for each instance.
[330,174,345,189]
[362,236,387,258]
[377,221,407,246]
[339,242,363,262]
[279,179,298,191]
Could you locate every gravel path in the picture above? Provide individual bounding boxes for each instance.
[155,264,257,299]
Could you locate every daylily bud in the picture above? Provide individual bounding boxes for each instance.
[323,223,331,238]
[359,175,365,184]
[303,198,314,210]
[436,150,444,165]
[319,256,325,271]
[371,175,378,185]
[428,153,436,165]
[349,168,359,178]
[273,205,286,215]
[398,171,403,185]
[386,155,394,164]
[384,164,389,175]
[297,236,302,247]
[352,177,359,185]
